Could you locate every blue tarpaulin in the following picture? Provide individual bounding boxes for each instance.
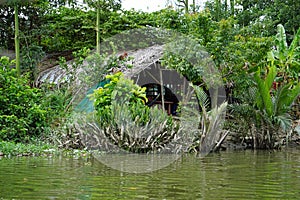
[75,80,109,113]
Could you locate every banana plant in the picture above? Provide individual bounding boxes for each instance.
[254,65,300,132]
[254,66,277,117]
[267,24,300,81]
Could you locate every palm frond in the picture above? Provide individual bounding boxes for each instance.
[273,114,292,132]
[199,102,228,156]
[192,84,210,112]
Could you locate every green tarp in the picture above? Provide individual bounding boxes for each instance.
[75,80,109,113]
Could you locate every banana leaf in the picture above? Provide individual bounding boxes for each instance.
[254,66,276,117]
[274,83,300,116]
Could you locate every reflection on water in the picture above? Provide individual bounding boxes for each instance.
[0,150,300,199]
[93,152,181,173]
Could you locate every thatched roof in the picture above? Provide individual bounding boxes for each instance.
[122,45,164,78]
[36,45,165,86]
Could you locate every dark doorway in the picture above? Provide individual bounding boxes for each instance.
[143,83,179,115]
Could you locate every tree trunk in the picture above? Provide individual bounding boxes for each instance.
[176,0,189,13]
[96,7,100,54]
[230,0,234,16]
[184,0,189,14]
[192,0,196,13]
[215,0,221,21]
[224,0,228,16]
[14,5,20,76]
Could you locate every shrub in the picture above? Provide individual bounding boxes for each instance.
[92,72,148,126]
[89,72,178,153]
[0,56,48,142]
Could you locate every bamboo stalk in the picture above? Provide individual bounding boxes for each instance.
[96,7,100,54]
[14,5,20,76]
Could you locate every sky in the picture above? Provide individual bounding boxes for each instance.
[122,0,169,12]
[122,0,206,12]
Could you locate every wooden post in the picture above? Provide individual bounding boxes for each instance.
[211,87,218,108]
[159,65,165,112]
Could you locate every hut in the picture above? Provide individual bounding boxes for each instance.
[36,45,195,115]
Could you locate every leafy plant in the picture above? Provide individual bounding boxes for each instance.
[88,72,181,153]
[232,65,300,149]
[77,102,177,153]
[190,84,228,155]
[91,72,148,126]
[0,141,56,156]
[0,56,47,142]
[254,66,300,131]
[0,56,76,143]
[20,44,45,81]
[267,24,300,82]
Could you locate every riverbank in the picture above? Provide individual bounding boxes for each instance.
[0,141,56,157]
[2,129,300,158]
[0,141,90,158]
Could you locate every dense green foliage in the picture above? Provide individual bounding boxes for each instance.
[0,56,71,143]
[92,72,149,126]
[90,72,177,153]
[0,57,47,142]
[0,0,299,150]
[41,6,96,52]
[0,140,56,156]
[1,0,299,51]
[228,25,300,149]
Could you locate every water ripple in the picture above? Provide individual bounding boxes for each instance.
[0,150,300,199]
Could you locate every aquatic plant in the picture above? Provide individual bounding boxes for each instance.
[189,84,228,155]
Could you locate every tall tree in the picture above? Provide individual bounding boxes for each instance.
[2,0,29,76]
[235,0,299,38]
[215,0,221,20]
[176,0,189,13]
[230,0,234,16]
[14,4,20,76]
[83,0,121,54]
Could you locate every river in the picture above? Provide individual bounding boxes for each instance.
[1,150,300,199]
